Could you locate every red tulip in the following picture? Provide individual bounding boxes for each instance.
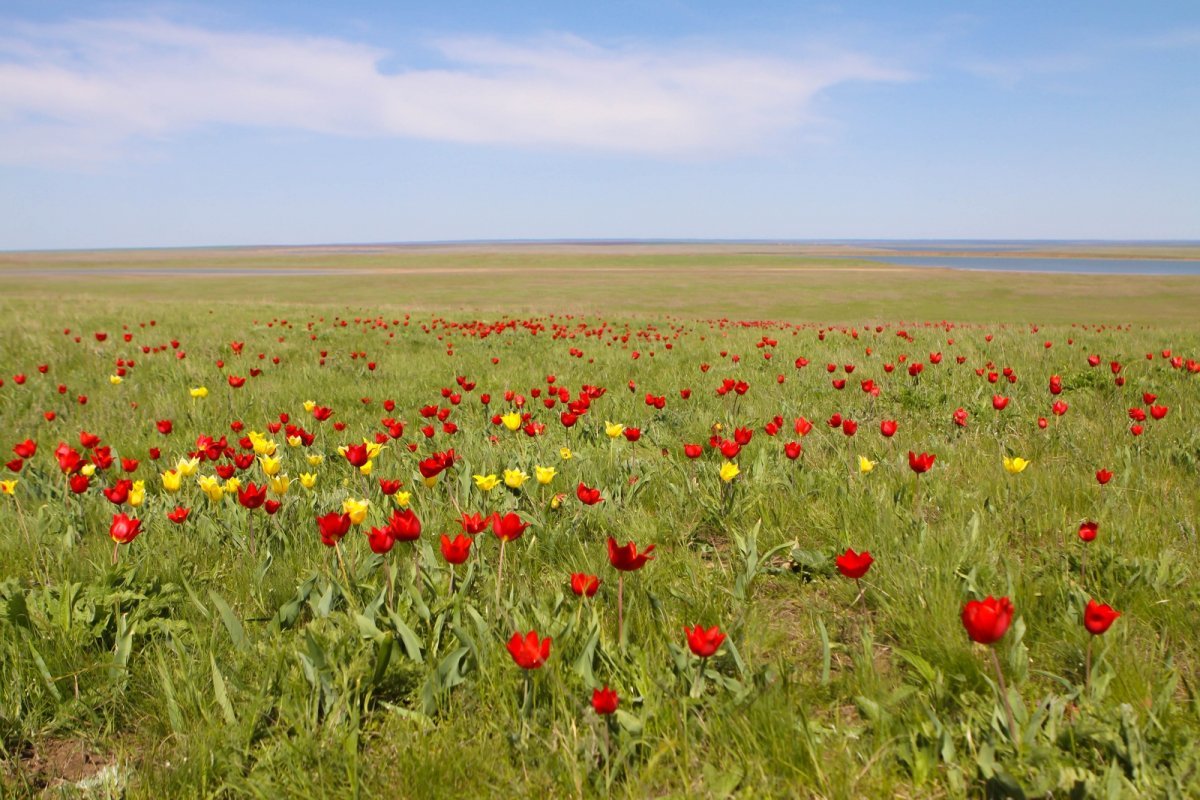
[388,508,422,542]
[784,441,803,460]
[1051,400,1069,417]
[166,506,191,524]
[5,458,22,473]
[1078,521,1098,542]
[607,537,655,571]
[69,474,90,493]
[591,686,619,715]
[570,572,601,597]
[841,419,858,436]
[378,478,403,495]
[343,443,369,467]
[835,548,873,579]
[961,596,1013,645]
[440,533,472,564]
[317,512,352,546]
[1149,404,1169,420]
[491,512,529,543]
[12,439,36,459]
[366,526,396,554]
[1083,599,1120,635]
[103,479,132,505]
[908,451,936,474]
[506,630,551,669]
[237,482,267,509]
[992,395,1009,411]
[684,625,726,658]
[683,443,703,459]
[459,512,489,535]
[880,420,897,437]
[622,427,641,442]
[576,482,603,505]
[156,419,173,435]
[952,408,969,428]
[109,513,142,544]
[1096,469,1113,485]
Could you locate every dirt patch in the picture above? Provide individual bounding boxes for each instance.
[15,738,114,793]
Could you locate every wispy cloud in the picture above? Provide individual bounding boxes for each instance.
[0,17,908,165]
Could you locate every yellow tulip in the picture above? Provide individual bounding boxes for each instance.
[303,400,316,412]
[190,386,208,398]
[80,463,97,477]
[719,461,740,483]
[364,440,385,460]
[550,492,567,509]
[535,465,557,485]
[605,421,624,438]
[559,447,573,460]
[501,412,522,431]
[161,469,182,493]
[128,481,146,507]
[393,491,412,507]
[342,497,369,525]
[359,460,374,476]
[259,455,282,476]
[1003,456,1030,474]
[248,432,277,456]
[109,374,122,385]
[269,475,291,496]
[422,475,439,489]
[198,476,224,502]
[858,456,877,475]
[504,469,529,489]
[287,435,303,447]
[0,479,17,496]
[307,454,324,467]
[474,473,500,492]
[299,472,318,490]
[176,457,200,477]
[223,477,241,494]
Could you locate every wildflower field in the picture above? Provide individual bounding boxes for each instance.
[2,246,1200,798]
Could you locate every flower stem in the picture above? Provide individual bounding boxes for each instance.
[989,646,1018,747]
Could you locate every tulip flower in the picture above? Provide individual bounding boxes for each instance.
[836,548,873,604]
[268,475,291,495]
[1095,469,1113,485]
[316,512,352,546]
[503,469,529,489]
[388,508,421,542]
[474,473,500,492]
[440,534,472,565]
[13,440,36,459]
[366,526,395,555]
[719,461,740,483]
[576,482,603,505]
[908,451,936,473]
[1083,598,1121,691]
[507,630,551,670]
[501,412,522,431]
[1084,599,1120,636]
[128,481,146,507]
[559,447,573,460]
[237,482,267,509]
[166,506,191,524]
[880,420,897,437]
[1002,456,1030,474]
[190,386,208,399]
[683,443,703,459]
[684,625,726,658]
[570,573,601,597]
[109,512,142,544]
[784,441,803,460]
[605,422,624,438]
[608,536,655,646]
[857,456,876,475]
[962,595,1017,740]
[591,686,618,715]
[535,465,557,485]
[0,479,17,496]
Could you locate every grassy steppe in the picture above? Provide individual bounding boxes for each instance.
[0,246,1198,798]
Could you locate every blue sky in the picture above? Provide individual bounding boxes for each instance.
[1,1,1197,249]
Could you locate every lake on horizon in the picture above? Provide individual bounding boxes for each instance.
[866,255,1200,276]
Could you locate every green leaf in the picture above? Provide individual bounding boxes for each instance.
[209,590,247,652]
[210,655,238,726]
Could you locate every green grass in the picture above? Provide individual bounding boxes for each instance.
[1,248,1199,798]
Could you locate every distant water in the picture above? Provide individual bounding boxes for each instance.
[869,255,1200,276]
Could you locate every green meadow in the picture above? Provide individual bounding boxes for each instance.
[1,245,1199,798]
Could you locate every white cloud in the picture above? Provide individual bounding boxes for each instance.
[0,17,907,164]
